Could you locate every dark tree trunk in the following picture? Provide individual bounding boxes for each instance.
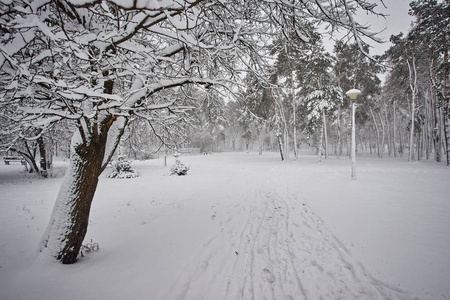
[40,119,114,264]
[277,134,284,161]
[61,148,102,263]
[38,136,48,178]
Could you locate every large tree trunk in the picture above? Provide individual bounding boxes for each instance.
[39,114,127,264]
[39,129,107,264]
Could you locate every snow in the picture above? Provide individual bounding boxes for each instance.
[0,151,449,300]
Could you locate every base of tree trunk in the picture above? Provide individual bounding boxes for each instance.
[39,142,103,264]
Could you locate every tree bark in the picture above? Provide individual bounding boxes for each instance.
[39,113,126,264]
[39,128,107,263]
[38,136,48,178]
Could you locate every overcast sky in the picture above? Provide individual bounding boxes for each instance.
[324,0,415,55]
[362,0,415,54]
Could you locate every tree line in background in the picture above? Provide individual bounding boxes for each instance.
[0,0,448,264]
[190,0,450,165]
[383,0,450,164]
[121,0,450,165]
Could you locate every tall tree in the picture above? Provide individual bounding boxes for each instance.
[333,41,382,157]
[270,24,321,159]
[0,0,384,264]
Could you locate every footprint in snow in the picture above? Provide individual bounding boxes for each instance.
[263,268,275,283]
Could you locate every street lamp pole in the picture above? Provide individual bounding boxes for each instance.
[346,89,361,181]
[161,109,168,167]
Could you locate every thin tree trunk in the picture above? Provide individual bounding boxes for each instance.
[323,110,328,159]
[10,146,40,174]
[393,100,397,157]
[291,71,298,160]
[337,105,342,159]
[384,104,392,156]
[269,88,284,161]
[407,57,418,162]
[429,56,442,162]
[444,48,450,165]
[425,96,432,160]
[38,136,48,178]
[369,108,381,158]
[278,101,289,160]
[318,120,323,162]
[378,111,385,159]
[399,127,404,156]
[277,133,284,161]
[259,123,265,155]
[435,105,442,162]
[284,126,289,160]
[409,94,416,162]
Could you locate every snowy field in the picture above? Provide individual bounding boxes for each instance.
[0,151,449,300]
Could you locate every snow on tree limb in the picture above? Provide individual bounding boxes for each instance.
[0,0,388,264]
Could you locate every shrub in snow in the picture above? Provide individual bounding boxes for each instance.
[170,161,190,176]
[107,155,141,179]
[80,239,99,257]
[170,152,190,176]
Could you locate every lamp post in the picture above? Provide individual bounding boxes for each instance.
[161,109,168,167]
[346,89,361,180]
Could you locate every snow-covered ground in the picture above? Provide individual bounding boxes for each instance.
[0,151,449,300]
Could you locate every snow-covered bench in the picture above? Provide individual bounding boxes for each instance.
[3,156,25,165]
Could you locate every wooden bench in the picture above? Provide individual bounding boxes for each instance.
[3,156,25,165]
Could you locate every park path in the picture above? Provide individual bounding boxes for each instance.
[162,170,410,300]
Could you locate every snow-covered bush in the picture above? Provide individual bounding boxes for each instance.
[80,239,99,257]
[170,161,190,176]
[107,155,141,179]
[170,152,190,176]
